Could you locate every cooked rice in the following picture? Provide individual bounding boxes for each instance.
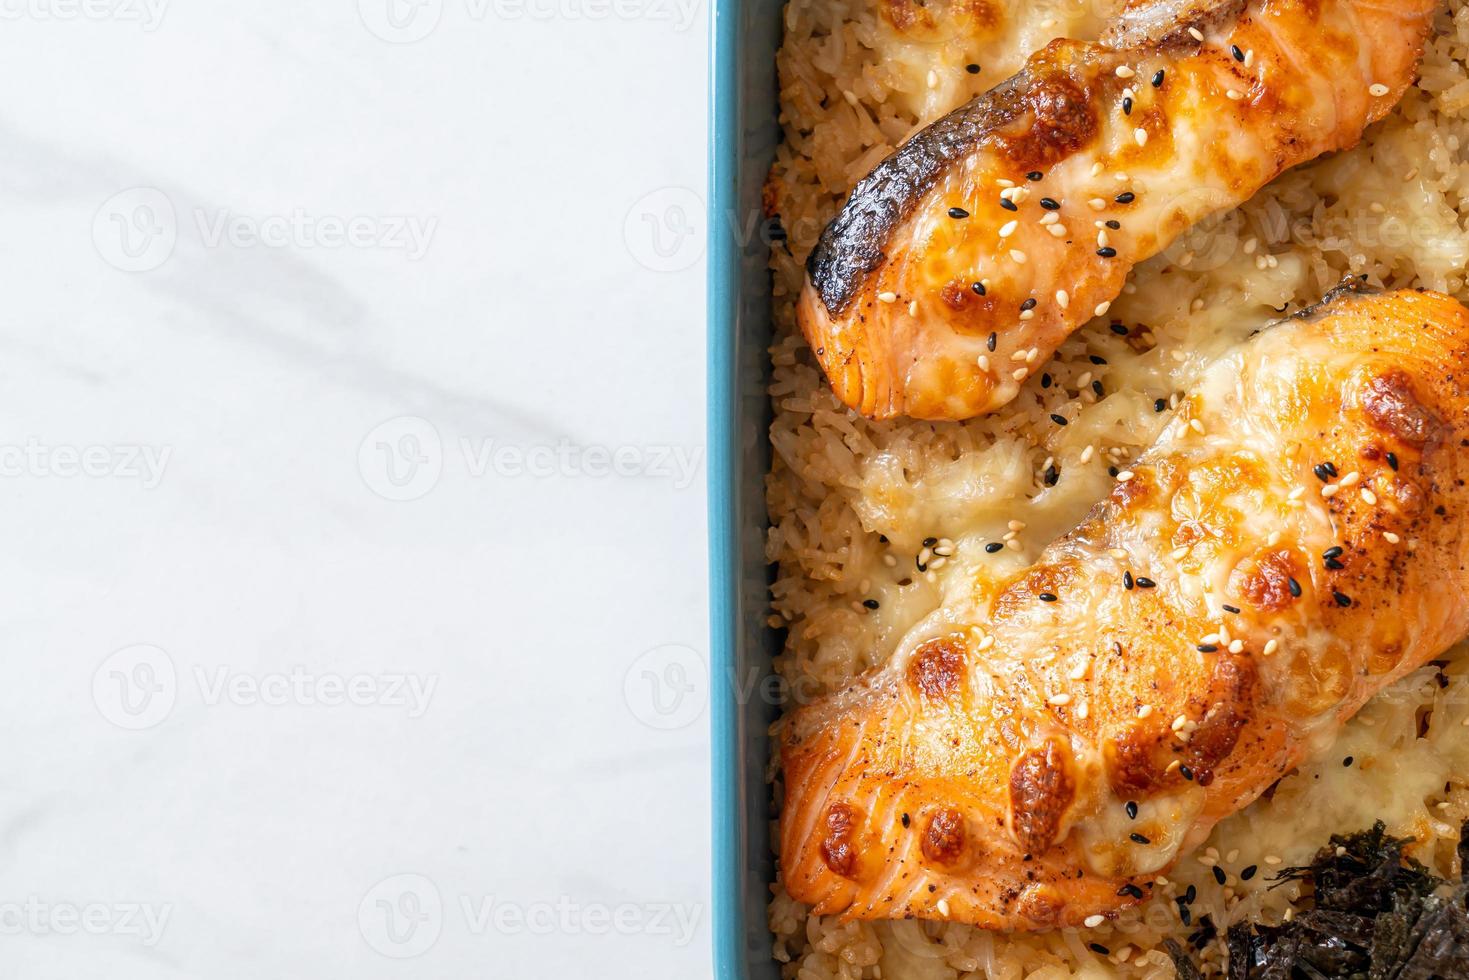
[762,1,1469,976]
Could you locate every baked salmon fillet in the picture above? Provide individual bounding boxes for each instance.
[798,0,1440,420]
[779,285,1469,930]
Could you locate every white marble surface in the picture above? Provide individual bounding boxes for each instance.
[0,3,710,977]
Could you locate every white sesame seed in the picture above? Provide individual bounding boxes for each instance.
[1267,531,1281,546]
[909,300,919,317]
[1011,250,1028,264]
[1244,49,1255,67]
[878,291,898,303]
[1172,714,1189,731]
[1012,367,1028,381]
[936,898,950,915]
[1026,348,1039,364]
[1134,128,1149,147]
[1049,693,1073,706]
[1108,548,1127,559]
[1116,66,1136,79]
[1091,162,1105,177]
[1263,639,1279,656]
[1011,349,1029,362]
[997,178,1015,188]
[1340,471,1361,487]
[1228,639,1244,654]
[1189,418,1205,434]
[1226,90,1242,101]
[1189,26,1204,41]
[1370,83,1390,97]
[927,69,938,89]
[978,634,995,650]
[1009,520,1026,532]
[1077,702,1088,719]
[1056,290,1070,309]
[1201,633,1221,645]
[1089,197,1108,211]
[1265,855,1281,865]
[999,220,1018,238]
[1084,914,1106,928]
[1006,539,1022,551]
[1098,229,1111,247]
[1116,470,1135,482]
[883,554,897,567]
[1321,483,1340,499]
[1361,488,1378,505]
[1171,547,1190,560]
[977,355,990,370]
[842,90,859,106]
[1020,309,1035,321]
[1040,211,1059,226]
[1047,224,1069,238]
[1138,704,1153,719]
[1384,531,1401,544]
[1094,301,1111,317]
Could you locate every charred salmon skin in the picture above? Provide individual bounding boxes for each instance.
[799,0,1440,420]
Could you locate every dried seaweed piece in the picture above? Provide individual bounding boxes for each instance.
[1174,820,1469,978]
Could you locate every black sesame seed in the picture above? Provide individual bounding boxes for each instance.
[1184,885,1197,904]
[1180,905,1192,926]
[1119,883,1145,899]
[1092,380,1105,397]
[863,599,880,610]
[1051,413,1069,426]
[1212,865,1227,885]
[1021,297,1038,311]
[1231,44,1245,61]
[1123,96,1134,115]
[1325,557,1345,571]
[1000,198,1018,211]
[1109,466,1119,477]
[1116,191,1136,204]
[1106,219,1121,230]
[972,281,986,296]
[1123,571,1135,590]
[1343,756,1354,767]
[1152,69,1165,87]
[987,332,997,352]
[1040,197,1061,210]
[1130,833,1151,845]
[1044,465,1059,487]
[1097,246,1118,258]
[948,206,970,219]
[1387,451,1399,470]
[1240,865,1257,881]
[1323,546,1344,559]
[1039,593,1058,603]
[1313,463,1333,482]
[1041,373,1053,389]
[1334,591,1353,607]
[1110,323,1129,335]
[1198,644,1218,653]
[1027,171,1044,181]
[901,812,911,827]
[1125,800,1139,819]
[1180,765,1194,781]
[1321,461,1339,478]
[1287,577,1302,598]
[965,63,980,74]
[923,536,938,547]
[1089,943,1111,955]
[985,542,1003,554]
[1136,577,1156,588]
[1155,398,1167,412]
[1223,604,1241,614]
[1090,354,1108,365]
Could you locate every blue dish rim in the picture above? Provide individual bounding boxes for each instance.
[708,0,782,972]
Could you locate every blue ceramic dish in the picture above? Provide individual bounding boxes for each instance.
[708,0,783,974]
